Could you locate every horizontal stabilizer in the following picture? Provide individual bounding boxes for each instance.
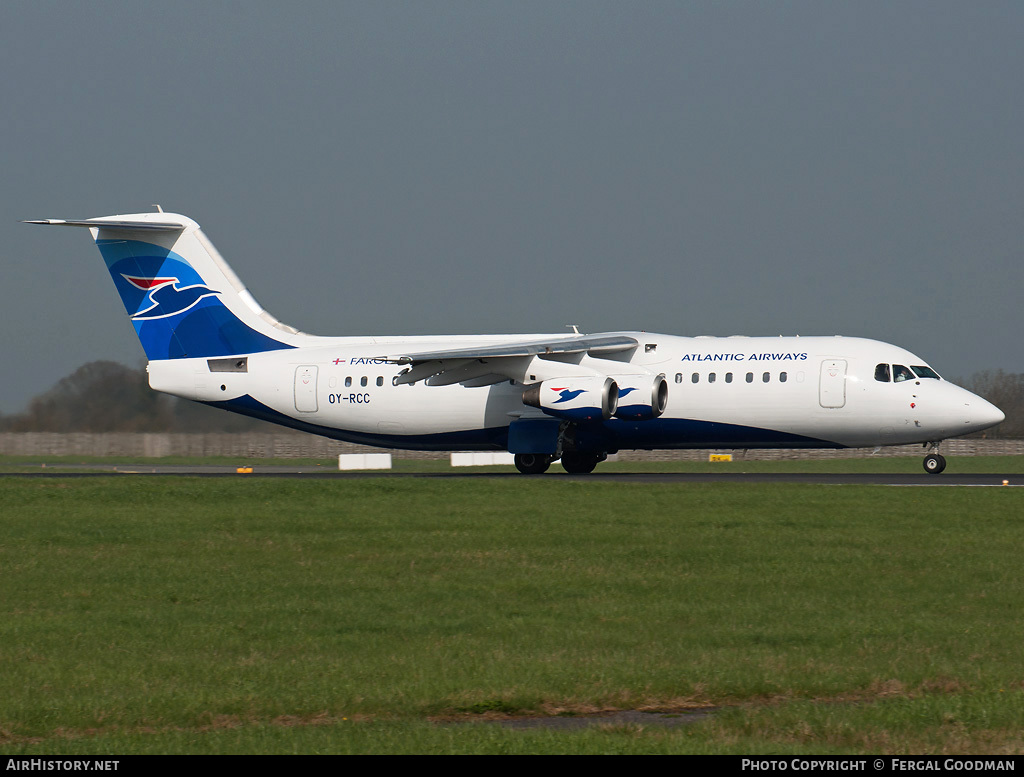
[23,219,185,232]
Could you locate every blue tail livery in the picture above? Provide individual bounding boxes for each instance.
[28,214,295,360]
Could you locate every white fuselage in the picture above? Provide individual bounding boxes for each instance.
[148,333,1002,452]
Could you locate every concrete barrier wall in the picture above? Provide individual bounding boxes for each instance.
[0,432,444,460]
[1,432,1021,460]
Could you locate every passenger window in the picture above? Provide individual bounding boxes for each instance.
[376,376,384,387]
[780,372,787,383]
[746,372,753,383]
[708,373,716,384]
[725,372,733,383]
[360,376,368,387]
[345,377,352,387]
[875,363,891,382]
[691,373,699,384]
[675,373,683,384]
[762,372,770,383]
[893,365,914,383]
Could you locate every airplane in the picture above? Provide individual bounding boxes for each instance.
[25,210,1004,475]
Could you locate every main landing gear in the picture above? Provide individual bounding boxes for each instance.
[513,452,608,475]
[559,452,605,474]
[514,453,552,475]
[513,422,610,475]
[923,442,946,475]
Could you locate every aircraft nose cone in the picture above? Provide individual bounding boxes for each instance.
[977,399,1005,429]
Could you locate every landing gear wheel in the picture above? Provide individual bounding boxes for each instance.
[514,453,551,475]
[923,453,946,475]
[560,452,600,474]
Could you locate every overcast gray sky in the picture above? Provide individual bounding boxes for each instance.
[2,1,1021,413]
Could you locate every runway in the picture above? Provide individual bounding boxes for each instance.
[3,463,1020,486]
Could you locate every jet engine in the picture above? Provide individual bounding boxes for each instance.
[522,377,618,421]
[610,373,668,420]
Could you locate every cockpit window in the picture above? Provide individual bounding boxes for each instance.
[874,363,891,382]
[893,365,914,383]
[911,365,940,379]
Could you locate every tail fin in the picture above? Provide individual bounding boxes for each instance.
[26,212,298,360]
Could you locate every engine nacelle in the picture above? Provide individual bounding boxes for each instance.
[610,373,668,420]
[522,377,618,421]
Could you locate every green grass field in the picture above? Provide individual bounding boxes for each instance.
[1,475,1023,754]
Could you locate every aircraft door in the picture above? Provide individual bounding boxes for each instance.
[819,360,847,408]
[294,365,318,413]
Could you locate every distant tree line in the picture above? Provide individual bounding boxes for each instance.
[0,361,268,433]
[1,360,1022,437]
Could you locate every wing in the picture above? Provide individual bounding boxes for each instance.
[378,334,639,386]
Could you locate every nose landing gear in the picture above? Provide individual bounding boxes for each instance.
[923,442,946,474]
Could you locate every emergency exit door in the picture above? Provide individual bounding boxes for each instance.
[819,360,847,408]
[294,365,318,412]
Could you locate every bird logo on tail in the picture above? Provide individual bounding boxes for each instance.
[121,274,221,320]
